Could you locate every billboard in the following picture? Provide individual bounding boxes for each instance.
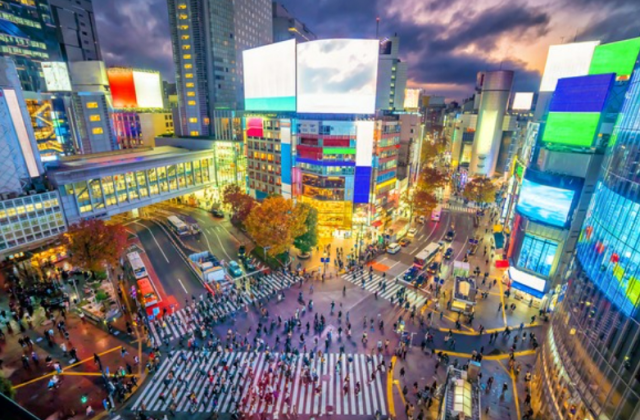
[297,39,379,114]
[108,68,137,108]
[549,74,614,113]
[516,178,575,227]
[539,41,600,92]
[41,62,72,92]
[589,37,640,79]
[243,39,296,111]
[404,88,420,109]
[133,71,163,108]
[542,112,601,147]
[512,92,534,111]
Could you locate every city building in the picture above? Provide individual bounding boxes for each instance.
[533,37,640,420]
[24,92,75,162]
[397,113,423,185]
[112,110,173,149]
[166,0,272,137]
[272,2,317,43]
[376,36,407,112]
[48,0,102,62]
[0,0,63,92]
[68,61,117,153]
[468,70,514,177]
[0,57,66,257]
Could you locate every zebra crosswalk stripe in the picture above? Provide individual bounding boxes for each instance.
[131,351,388,416]
[341,271,428,309]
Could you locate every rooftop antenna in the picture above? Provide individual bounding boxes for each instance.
[376,17,380,39]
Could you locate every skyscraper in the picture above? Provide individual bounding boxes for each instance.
[272,2,316,43]
[166,0,272,137]
[47,0,102,62]
[375,36,407,112]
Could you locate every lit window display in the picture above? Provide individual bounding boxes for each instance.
[517,234,558,278]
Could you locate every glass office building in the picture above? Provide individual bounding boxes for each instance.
[534,70,640,419]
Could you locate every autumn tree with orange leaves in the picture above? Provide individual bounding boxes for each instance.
[245,196,309,257]
[222,184,255,226]
[62,219,128,273]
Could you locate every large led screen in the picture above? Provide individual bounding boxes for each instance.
[108,69,137,109]
[539,41,600,92]
[404,88,420,109]
[297,39,379,114]
[542,112,601,147]
[512,92,534,111]
[589,37,640,78]
[41,62,72,92]
[243,39,296,111]
[133,71,163,108]
[516,179,575,227]
[549,74,614,113]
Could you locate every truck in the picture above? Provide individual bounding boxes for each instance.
[188,251,226,283]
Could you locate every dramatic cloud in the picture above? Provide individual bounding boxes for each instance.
[96,0,640,100]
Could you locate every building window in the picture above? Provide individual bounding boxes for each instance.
[187,91,195,97]
[185,73,193,79]
[189,118,197,123]
[92,127,104,134]
[517,234,558,278]
[182,45,191,50]
[190,131,199,136]
[178,14,188,20]
[86,102,98,109]
[188,101,196,105]
[181,35,190,40]
[183,54,192,60]
[186,82,194,88]
[89,115,101,122]
[178,4,187,9]
[179,25,188,30]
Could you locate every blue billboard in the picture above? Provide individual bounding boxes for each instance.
[516,179,576,227]
[549,74,615,113]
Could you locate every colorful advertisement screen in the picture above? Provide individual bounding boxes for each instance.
[243,39,296,111]
[297,39,379,114]
[589,37,640,78]
[539,41,600,92]
[549,74,614,113]
[41,62,72,92]
[133,71,163,108]
[108,69,137,109]
[512,92,534,111]
[516,178,576,227]
[542,112,601,148]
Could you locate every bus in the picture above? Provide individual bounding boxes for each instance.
[413,242,443,270]
[137,278,158,307]
[127,251,147,279]
[181,214,201,235]
[167,215,189,236]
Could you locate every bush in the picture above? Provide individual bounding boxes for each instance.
[93,270,108,280]
[0,374,16,399]
[95,290,109,302]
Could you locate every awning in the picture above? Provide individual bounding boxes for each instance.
[508,266,546,299]
[371,220,383,228]
[495,259,509,269]
[494,232,505,249]
[511,281,545,300]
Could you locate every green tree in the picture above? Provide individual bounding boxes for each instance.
[222,184,255,226]
[294,203,318,254]
[404,188,439,223]
[63,219,127,273]
[245,196,309,257]
[0,373,16,400]
[463,177,497,205]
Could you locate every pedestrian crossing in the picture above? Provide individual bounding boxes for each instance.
[131,350,388,416]
[342,271,429,310]
[441,202,477,214]
[148,272,296,345]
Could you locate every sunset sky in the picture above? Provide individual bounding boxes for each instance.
[95,0,640,100]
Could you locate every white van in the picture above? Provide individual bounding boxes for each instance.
[387,243,401,255]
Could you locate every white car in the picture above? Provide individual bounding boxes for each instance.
[387,243,401,254]
[407,228,418,238]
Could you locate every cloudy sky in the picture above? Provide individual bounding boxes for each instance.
[95,0,640,101]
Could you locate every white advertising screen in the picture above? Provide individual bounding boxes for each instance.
[297,39,379,114]
[512,92,534,110]
[355,120,375,166]
[41,62,72,92]
[539,41,600,92]
[133,71,163,108]
[404,88,420,109]
[244,39,296,111]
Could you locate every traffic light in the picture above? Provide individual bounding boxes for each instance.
[81,394,88,404]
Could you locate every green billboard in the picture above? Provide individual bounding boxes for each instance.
[589,37,640,78]
[542,112,601,148]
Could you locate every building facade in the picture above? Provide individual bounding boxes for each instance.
[48,0,102,62]
[375,36,407,112]
[534,51,640,420]
[272,2,316,43]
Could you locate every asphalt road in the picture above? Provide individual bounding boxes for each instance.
[130,218,204,305]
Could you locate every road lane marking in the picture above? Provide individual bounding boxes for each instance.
[454,235,469,261]
[134,222,169,263]
[177,278,188,293]
[213,229,233,261]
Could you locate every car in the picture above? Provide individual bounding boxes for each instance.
[445,230,455,241]
[227,261,243,277]
[427,262,440,274]
[399,238,411,247]
[407,228,418,238]
[444,247,454,259]
[242,257,257,272]
[238,245,246,258]
[387,243,401,254]
[211,208,224,218]
[469,244,478,255]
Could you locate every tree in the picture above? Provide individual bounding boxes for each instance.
[462,177,497,205]
[0,373,15,400]
[245,196,309,257]
[222,184,255,226]
[418,167,447,192]
[63,219,127,273]
[420,137,447,165]
[294,203,318,254]
[403,188,439,223]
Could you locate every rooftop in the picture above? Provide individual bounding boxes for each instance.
[51,146,205,172]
